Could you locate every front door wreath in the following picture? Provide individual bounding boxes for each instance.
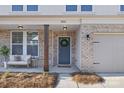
[60,38,70,47]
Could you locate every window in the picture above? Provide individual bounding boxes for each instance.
[81,5,92,11]
[11,32,39,57]
[120,5,124,11]
[27,32,38,56]
[66,5,77,11]
[12,32,23,55]
[27,5,38,11]
[12,5,23,11]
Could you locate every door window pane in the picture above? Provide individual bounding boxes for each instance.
[27,45,38,56]
[12,32,23,43]
[12,45,23,55]
[27,32,38,44]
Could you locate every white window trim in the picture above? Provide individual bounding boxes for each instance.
[10,31,39,57]
[23,31,27,56]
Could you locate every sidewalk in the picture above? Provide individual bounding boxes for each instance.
[56,74,104,88]
[56,74,78,88]
[56,73,124,88]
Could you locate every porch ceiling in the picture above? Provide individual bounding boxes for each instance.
[0,25,80,31]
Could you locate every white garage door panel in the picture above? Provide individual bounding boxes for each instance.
[93,34,124,72]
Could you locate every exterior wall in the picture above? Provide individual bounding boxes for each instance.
[38,30,44,67]
[0,5,122,16]
[0,30,10,63]
[34,30,77,67]
[39,30,77,67]
[0,5,68,15]
[0,30,10,48]
[80,24,124,72]
[75,27,81,69]
[0,30,77,68]
[0,30,44,67]
[2,24,124,71]
[93,5,119,15]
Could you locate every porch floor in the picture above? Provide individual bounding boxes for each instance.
[0,65,79,73]
[0,67,43,73]
[49,65,80,73]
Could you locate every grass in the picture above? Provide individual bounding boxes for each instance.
[0,72,58,88]
[72,72,105,84]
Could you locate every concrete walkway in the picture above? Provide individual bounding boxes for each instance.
[56,74,78,88]
[56,73,124,88]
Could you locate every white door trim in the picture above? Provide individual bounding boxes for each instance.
[57,36,72,65]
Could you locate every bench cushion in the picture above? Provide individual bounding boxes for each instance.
[8,55,31,66]
[7,61,28,65]
[14,55,22,61]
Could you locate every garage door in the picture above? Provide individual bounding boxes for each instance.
[93,33,124,72]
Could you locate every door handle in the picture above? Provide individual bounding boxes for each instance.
[93,42,100,43]
[93,62,100,64]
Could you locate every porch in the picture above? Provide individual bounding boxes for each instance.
[0,23,81,72]
[0,65,79,73]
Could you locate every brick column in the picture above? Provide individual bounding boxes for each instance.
[80,25,94,72]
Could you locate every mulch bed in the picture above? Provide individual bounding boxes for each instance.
[72,72,105,84]
[0,72,58,88]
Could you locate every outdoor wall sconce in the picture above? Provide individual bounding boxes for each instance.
[17,25,23,30]
[63,26,67,31]
[86,34,90,40]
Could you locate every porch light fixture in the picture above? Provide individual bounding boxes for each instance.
[17,25,23,30]
[63,26,67,31]
[86,34,90,40]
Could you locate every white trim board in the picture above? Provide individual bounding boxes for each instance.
[94,32,124,35]
[81,18,124,24]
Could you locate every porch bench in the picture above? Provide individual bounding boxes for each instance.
[7,55,31,68]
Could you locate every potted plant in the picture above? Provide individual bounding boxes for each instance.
[0,45,10,68]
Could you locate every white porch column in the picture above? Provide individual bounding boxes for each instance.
[23,31,27,56]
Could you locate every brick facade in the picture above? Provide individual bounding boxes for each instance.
[0,30,10,48]
[0,30,77,68]
[0,30,10,63]
[1,24,124,70]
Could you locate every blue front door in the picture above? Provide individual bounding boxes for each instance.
[59,37,70,64]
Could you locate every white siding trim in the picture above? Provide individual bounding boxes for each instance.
[23,31,27,55]
[51,31,54,66]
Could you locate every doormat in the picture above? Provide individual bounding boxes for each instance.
[58,65,71,68]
